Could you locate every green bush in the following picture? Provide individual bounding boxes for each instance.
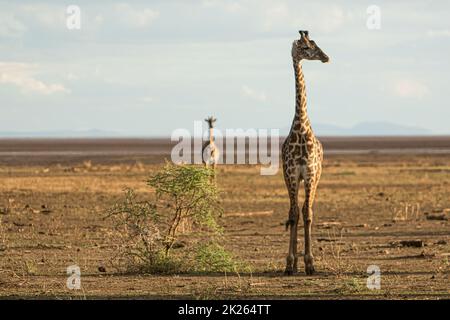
[193,242,238,273]
[147,163,222,255]
[107,163,239,274]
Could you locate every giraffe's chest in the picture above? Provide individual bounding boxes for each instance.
[283,134,321,162]
[284,133,308,153]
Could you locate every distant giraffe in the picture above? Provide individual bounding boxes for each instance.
[202,116,219,170]
[283,31,330,275]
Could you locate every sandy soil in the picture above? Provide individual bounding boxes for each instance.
[0,138,449,299]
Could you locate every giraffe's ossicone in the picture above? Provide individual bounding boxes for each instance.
[282,30,329,275]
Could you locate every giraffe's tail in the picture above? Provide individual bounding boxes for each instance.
[285,219,294,231]
[285,205,298,230]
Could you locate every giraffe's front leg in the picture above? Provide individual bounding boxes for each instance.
[282,156,301,275]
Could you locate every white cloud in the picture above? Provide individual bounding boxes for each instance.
[427,29,450,38]
[115,3,159,28]
[316,5,347,33]
[0,62,70,95]
[202,0,243,13]
[19,4,65,28]
[201,1,348,33]
[0,13,26,38]
[140,96,155,103]
[242,85,267,102]
[66,72,79,81]
[392,79,429,99]
[262,3,290,31]
[260,2,348,33]
[94,14,104,25]
[298,5,347,33]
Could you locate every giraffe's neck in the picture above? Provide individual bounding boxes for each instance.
[292,60,312,135]
[209,127,214,146]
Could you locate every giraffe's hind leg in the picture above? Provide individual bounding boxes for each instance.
[283,167,300,275]
[302,175,320,275]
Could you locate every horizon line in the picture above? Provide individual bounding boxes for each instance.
[1,134,449,139]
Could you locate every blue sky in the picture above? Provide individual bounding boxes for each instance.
[0,0,449,136]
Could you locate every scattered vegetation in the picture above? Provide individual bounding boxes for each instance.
[320,227,354,276]
[0,217,6,252]
[334,277,365,294]
[107,163,242,274]
[1,151,449,298]
[194,242,239,273]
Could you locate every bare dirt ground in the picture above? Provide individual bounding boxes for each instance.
[0,138,449,299]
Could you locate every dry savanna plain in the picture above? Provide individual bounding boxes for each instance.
[0,137,449,299]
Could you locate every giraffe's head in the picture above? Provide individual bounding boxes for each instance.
[292,30,330,63]
[205,116,217,129]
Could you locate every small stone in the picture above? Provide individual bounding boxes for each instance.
[356,224,368,228]
[426,214,447,221]
[399,240,424,248]
[40,204,52,214]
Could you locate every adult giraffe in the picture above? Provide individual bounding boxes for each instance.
[283,30,330,275]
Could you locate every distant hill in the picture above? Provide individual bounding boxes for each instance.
[0,122,434,138]
[0,129,121,138]
[282,122,433,136]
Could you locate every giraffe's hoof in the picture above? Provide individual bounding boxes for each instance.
[305,264,315,275]
[284,265,298,276]
[304,255,315,275]
[284,268,294,276]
